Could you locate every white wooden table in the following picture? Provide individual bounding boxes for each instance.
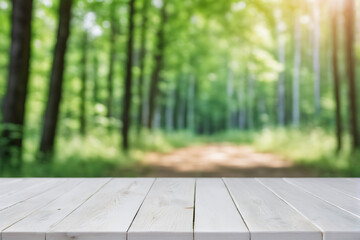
[0,178,359,240]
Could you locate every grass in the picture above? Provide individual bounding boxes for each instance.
[1,127,359,177]
[3,130,139,177]
[252,128,360,177]
[207,128,360,177]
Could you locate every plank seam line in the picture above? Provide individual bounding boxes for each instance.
[317,179,360,201]
[222,178,251,240]
[256,178,325,240]
[45,178,112,237]
[1,179,84,233]
[125,177,156,240]
[0,180,58,212]
[284,178,360,218]
[192,178,197,240]
[0,179,76,232]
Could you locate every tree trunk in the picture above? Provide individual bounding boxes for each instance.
[147,1,167,129]
[313,1,321,115]
[187,74,195,132]
[173,75,181,130]
[136,0,149,132]
[292,17,301,127]
[178,74,186,130]
[121,0,136,150]
[331,0,342,152]
[39,0,72,158]
[166,88,174,132]
[106,3,117,120]
[80,32,88,136]
[0,0,33,169]
[344,0,359,150]
[277,21,286,126]
[153,104,161,129]
[227,69,234,130]
[247,75,254,129]
[93,55,99,104]
[237,76,246,129]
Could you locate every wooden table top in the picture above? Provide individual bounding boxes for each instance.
[0,178,359,240]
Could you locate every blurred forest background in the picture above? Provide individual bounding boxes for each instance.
[0,0,359,177]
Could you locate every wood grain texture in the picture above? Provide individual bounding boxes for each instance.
[2,179,109,240]
[194,178,249,240]
[0,178,359,240]
[314,178,360,200]
[0,179,32,200]
[128,178,195,240]
[0,179,82,240]
[286,178,360,218]
[0,179,55,207]
[258,178,360,240]
[224,178,321,240]
[47,178,154,240]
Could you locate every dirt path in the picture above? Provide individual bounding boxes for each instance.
[141,143,318,177]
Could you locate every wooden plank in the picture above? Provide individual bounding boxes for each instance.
[47,178,154,240]
[2,179,109,240]
[258,178,360,240]
[0,179,23,187]
[314,178,360,200]
[128,178,195,240]
[346,178,359,183]
[194,178,249,240]
[0,179,48,202]
[0,179,60,210]
[0,179,29,198]
[0,179,83,240]
[224,178,321,240]
[286,178,360,218]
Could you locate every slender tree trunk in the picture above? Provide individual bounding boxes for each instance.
[173,75,181,130]
[237,76,246,129]
[166,88,174,132]
[227,69,234,130]
[106,44,115,119]
[93,55,99,104]
[141,82,149,127]
[187,74,195,132]
[121,0,136,150]
[258,94,267,128]
[147,1,167,129]
[277,21,286,126]
[331,1,342,152]
[160,102,166,130]
[106,3,117,120]
[80,32,88,136]
[39,0,72,158]
[313,2,321,115]
[153,104,161,129]
[137,0,149,132]
[0,0,33,169]
[247,75,254,129]
[178,75,186,130]
[292,17,301,127]
[344,0,359,150]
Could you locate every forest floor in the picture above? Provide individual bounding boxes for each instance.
[139,143,321,177]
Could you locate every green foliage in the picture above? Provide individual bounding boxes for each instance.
[253,128,360,176]
[0,0,360,176]
[5,130,141,177]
